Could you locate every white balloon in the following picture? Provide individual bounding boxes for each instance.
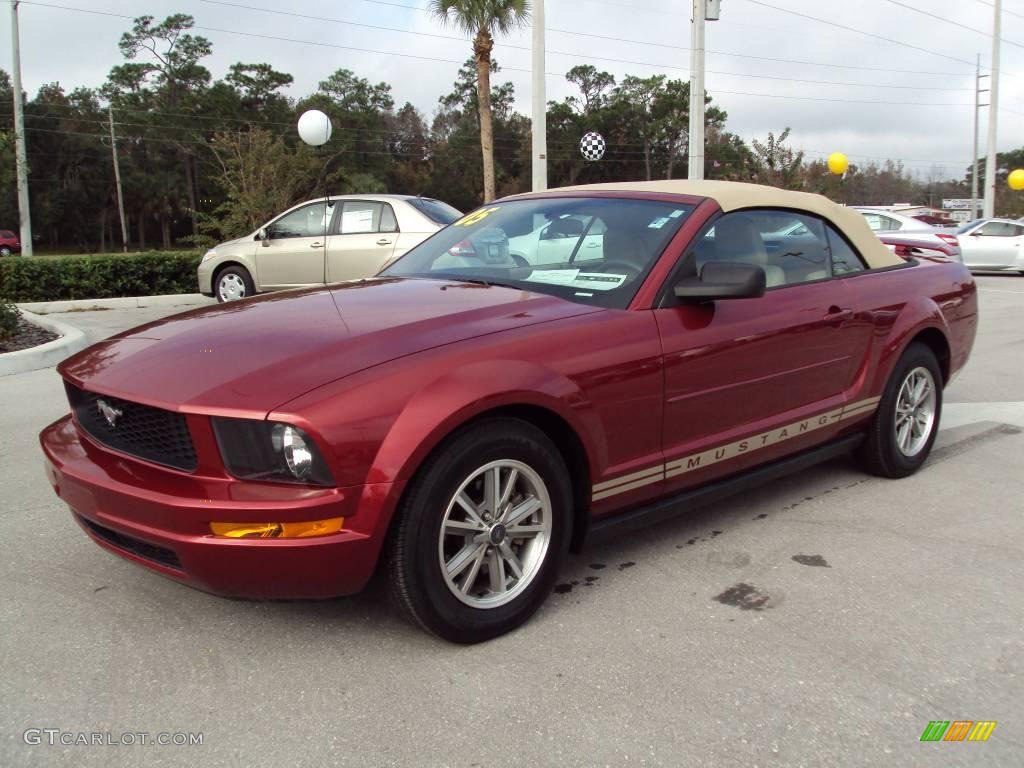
[297,110,333,147]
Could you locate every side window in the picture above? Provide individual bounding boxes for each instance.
[977,221,1014,237]
[861,213,883,232]
[824,225,867,275]
[340,201,384,234]
[1014,224,1024,237]
[268,202,333,239]
[379,204,399,233]
[699,209,830,288]
[879,215,901,231]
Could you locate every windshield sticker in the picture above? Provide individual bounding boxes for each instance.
[648,216,670,229]
[669,209,685,218]
[524,269,625,291]
[454,207,500,227]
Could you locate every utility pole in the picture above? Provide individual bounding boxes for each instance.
[972,54,989,221]
[688,0,720,181]
[10,0,33,256]
[108,109,128,253]
[531,0,547,192]
[983,0,1001,218]
[688,0,707,180]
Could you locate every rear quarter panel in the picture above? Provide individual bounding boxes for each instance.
[846,259,977,397]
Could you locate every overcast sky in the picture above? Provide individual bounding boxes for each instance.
[4,0,1024,182]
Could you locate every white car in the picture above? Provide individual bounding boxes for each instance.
[854,207,962,262]
[956,218,1024,273]
[198,195,462,302]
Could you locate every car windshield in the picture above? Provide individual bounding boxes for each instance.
[382,197,694,309]
[956,219,984,233]
[407,197,463,225]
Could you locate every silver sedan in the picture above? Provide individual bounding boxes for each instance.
[955,218,1024,273]
[854,208,962,262]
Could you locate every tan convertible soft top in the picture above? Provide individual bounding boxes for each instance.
[532,180,902,270]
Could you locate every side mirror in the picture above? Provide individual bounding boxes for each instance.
[970,231,982,237]
[674,261,766,302]
[258,227,270,247]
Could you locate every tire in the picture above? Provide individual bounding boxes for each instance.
[386,417,572,644]
[215,265,254,302]
[855,342,943,478]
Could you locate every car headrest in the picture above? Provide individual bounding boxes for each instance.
[548,217,585,238]
[715,215,768,264]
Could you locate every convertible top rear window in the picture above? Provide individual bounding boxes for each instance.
[383,197,694,309]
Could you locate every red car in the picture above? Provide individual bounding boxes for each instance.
[40,181,978,642]
[0,229,21,256]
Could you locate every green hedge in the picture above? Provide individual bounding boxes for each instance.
[0,252,203,303]
[0,298,18,340]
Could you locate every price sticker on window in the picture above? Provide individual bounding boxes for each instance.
[454,207,500,227]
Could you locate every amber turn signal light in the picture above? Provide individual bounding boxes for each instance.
[210,517,344,539]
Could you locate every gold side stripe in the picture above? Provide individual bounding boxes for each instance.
[592,471,664,501]
[592,464,665,493]
[591,397,881,500]
[841,403,879,419]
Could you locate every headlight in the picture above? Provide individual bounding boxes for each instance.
[201,248,217,262]
[211,418,334,486]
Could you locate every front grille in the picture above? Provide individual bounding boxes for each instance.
[66,383,197,472]
[78,516,183,570]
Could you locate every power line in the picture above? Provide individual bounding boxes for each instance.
[200,0,974,91]
[547,27,971,77]
[714,88,971,106]
[351,0,977,77]
[21,1,985,109]
[881,0,1024,49]
[973,0,1024,22]
[738,0,989,68]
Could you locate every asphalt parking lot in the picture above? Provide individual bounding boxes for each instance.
[1,278,1021,767]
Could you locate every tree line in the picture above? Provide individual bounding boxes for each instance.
[0,13,1020,253]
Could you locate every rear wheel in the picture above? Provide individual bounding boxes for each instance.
[0,247,11,257]
[386,417,572,643]
[855,342,942,478]
[215,265,254,302]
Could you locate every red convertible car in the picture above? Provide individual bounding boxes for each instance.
[40,181,977,643]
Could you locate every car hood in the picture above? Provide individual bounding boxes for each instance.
[214,235,250,250]
[59,278,601,416]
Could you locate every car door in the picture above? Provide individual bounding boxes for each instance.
[654,209,874,495]
[325,201,399,281]
[961,221,1023,267]
[255,200,332,289]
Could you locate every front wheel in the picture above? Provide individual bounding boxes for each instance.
[386,417,572,643]
[0,247,11,257]
[215,265,255,302]
[855,342,942,478]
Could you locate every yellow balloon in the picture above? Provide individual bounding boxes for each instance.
[1009,168,1024,191]
[827,152,849,175]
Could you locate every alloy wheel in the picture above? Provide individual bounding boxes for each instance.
[894,366,937,457]
[438,460,552,609]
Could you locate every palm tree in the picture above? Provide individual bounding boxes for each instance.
[429,0,530,202]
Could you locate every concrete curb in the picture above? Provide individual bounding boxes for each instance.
[16,293,212,314]
[0,309,91,377]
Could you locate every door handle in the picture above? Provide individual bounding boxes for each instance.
[824,306,854,323]
[310,241,324,248]
[377,238,393,246]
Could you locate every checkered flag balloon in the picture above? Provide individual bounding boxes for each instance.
[580,131,606,161]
